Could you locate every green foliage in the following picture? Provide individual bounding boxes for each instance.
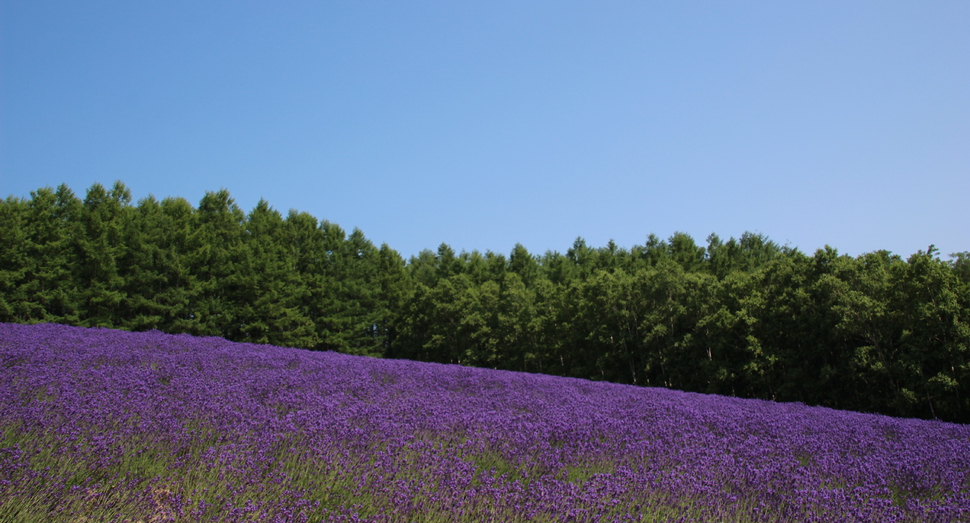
[1,183,394,358]
[4,182,969,422]
[391,233,970,423]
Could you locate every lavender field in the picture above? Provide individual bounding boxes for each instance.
[1,323,968,522]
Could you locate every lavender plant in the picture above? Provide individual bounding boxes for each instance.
[1,322,968,522]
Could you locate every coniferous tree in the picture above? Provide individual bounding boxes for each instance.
[566,237,597,279]
[152,196,204,334]
[341,227,384,356]
[435,243,462,282]
[496,272,539,373]
[408,249,440,288]
[286,210,329,349]
[76,182,132,328]
[193,189,249,338]
[509,243,540,286]
[119,195,170,331]
[539,250,576,286]
[239,200,316,347]
[375,243,411,357]
[18,187,79,323]
[0,195,29,322]
[460,277,501,366]
[460,250,491,285]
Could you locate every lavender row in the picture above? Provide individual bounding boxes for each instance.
[1,322,968,522]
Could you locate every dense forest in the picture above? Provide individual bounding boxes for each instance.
[2,182,969,423]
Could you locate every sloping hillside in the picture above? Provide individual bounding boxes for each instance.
[1,323,968,522]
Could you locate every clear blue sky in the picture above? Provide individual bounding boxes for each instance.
[2,1,968,260]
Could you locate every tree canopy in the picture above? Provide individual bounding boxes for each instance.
[3,182,969,422]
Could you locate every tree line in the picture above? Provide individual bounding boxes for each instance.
[2,182,969,423]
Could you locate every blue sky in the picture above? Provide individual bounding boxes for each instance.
[2,1,968,260]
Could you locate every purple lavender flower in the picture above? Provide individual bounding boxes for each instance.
[1,322,968,522]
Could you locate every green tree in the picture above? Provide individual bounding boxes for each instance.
[312,224,385,356]
[667,232,706,272]
[1,186,83,324]
[0,195,29,322]
[527,278,567,375]
[951,252,970,285]
[435,243,462,281]
[408,249,440,288]
[341,227,385,356]
[509,243,540,286]
[119,195,173,331]
[400,274,476,364]
[237,200,316,348]
[286,210,330,348]
[816,250,903,413]
[75,182,133,328]
[539,250,576,286]
[574,268,643,384]
[566,237,597,279]
[192,189,250,338]
[706,232,783,278]
[375,243,411,357]
[495,272,540,372]
[892,247,970,421]
[637,262,715,391]
[459,278,501,367]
